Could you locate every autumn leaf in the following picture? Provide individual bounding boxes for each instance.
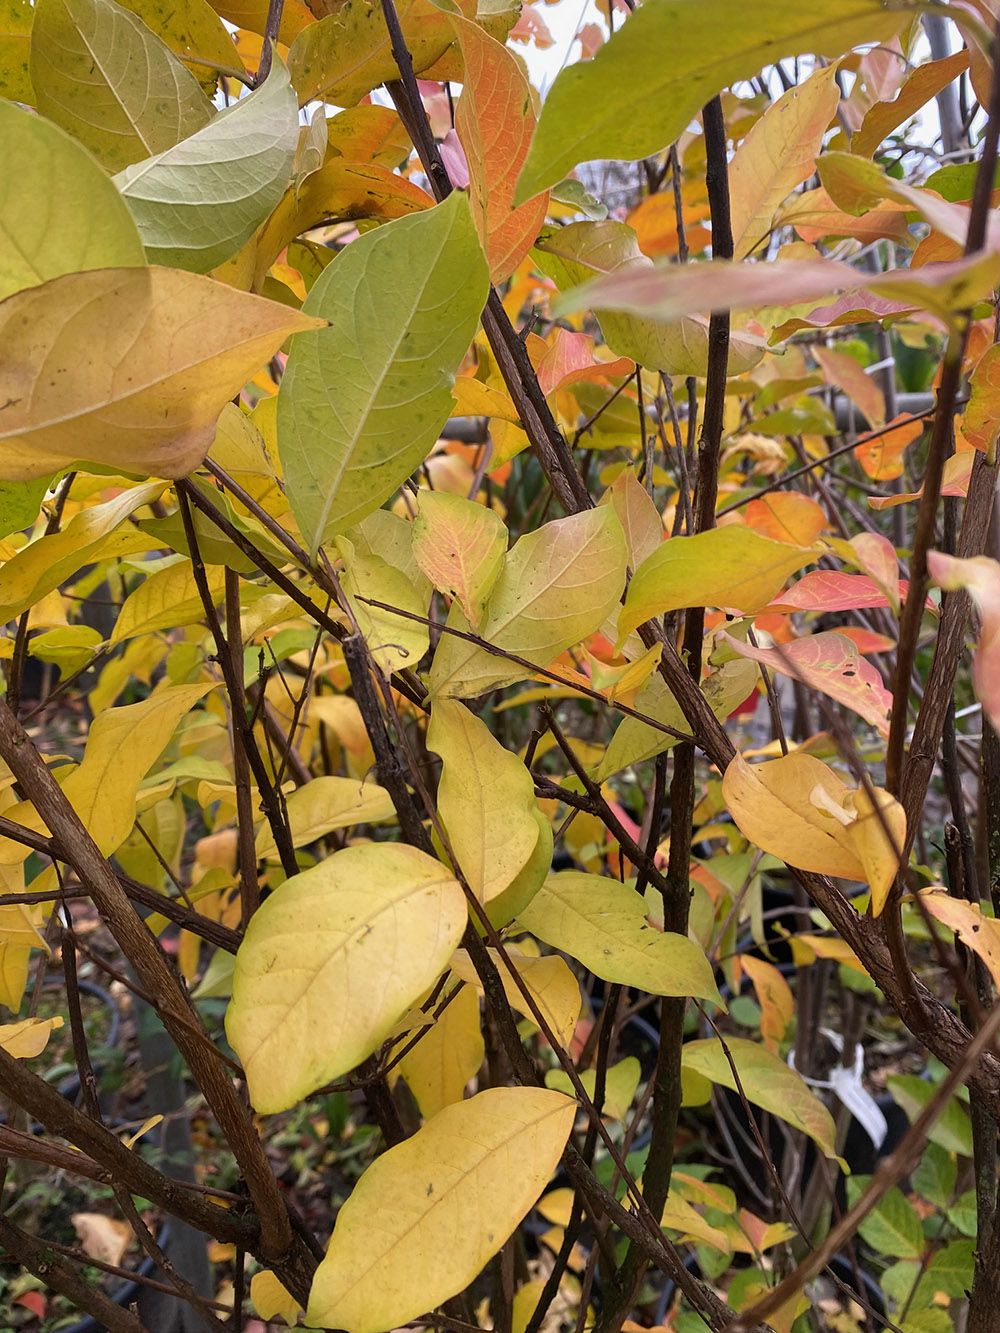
[0,267,323,481]
[226,843,467,1113]
[412,492,507,630]
[307,1088,575,1333]
[928,551,1000,733]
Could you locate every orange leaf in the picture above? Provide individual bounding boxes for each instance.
[740,955,793,1052]
[962,343,1000,452]
[743,492,829,545]
[855,413,926,480]
[813,345,885,428]
[453,17,549,282]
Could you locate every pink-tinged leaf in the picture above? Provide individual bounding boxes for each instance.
[577,22,604,58]
[818,151,984,248]
[439,129,470,188]
[870,448,973,509]
[962,343,1000,452]
[837,626,895,654]
[509,3,554,48]
[453,18,549,282]
[927,551,1000,733]
[828,530,901,611]
[855,414,925,480]
[780,187,912,245]
[720,630,891,736]
[812,345,885,427]
[534,329,633,397]
[770,290,917,341]
[553,250,1000,327]
[768,570,901,614]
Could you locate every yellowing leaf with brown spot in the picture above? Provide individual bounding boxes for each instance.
[428,699,544,916]
[619,526,815,643]
[452,15,548,282]
[396,983,484,1119]
[920,891,1000,992]
[0,268,323,482]
[413,493,507,630]
[0,1014,63,1058]
[226,843,467,1113]
[722,752,905,911]
[428,507,628,699]
[254,774,395,859]
[729,64,840,260]
[306,1087,575,1333]
[449,947,581,1052]
[682,1037,841,1161]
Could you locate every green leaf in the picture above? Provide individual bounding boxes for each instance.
[911,1142,956,1210]
[113,58,299,272]
[845,1179,924,1259]
[279,191,489,553]
[306,1087,575,1333]
[0,100,145,303]
[336,534,430,675]
[682,1037,841,1161]
[534,222,763,377]
[946,1191,977,1238]
[515,0,908,200]
[910,1239,974,1306]
[619,526,816,642]
[518,871,723,1005]
[0,478,50,540]
[887,1075,973,1156]
[225,843,467,1113]
[30,0,213,172]
[427,507,628,698]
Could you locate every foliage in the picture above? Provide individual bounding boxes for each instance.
[1,1,1000,1331]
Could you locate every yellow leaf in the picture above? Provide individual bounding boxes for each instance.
[0,1014,63,1058]
[0,0,33,103]
[428,699,543,911]
[0,267,324,481]
[0,482,165,624]
[722,752,905,912]
[413,493,507,630]
[226,843,467,1113]
[449,946,581,1052]
[336,536,430,676]
[729,65,840,260]
[0,901,47,1009]
[306,1087,575,1333]
[60,683,216,856]
[396,983,484,1119]
[518,872,723,1005]
[254,774,395,859]
[452,376,522,423]
[250,1270,304,1326]
[545,1055,640,1120]
[659,1193,731,1252]
[428,507,628,698]
[111,560,227,644]
[604,468,663,571]
[682,1037,841,1161]
[619,526,815,643]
